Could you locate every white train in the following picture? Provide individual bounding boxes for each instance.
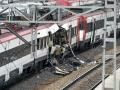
[0,8,120,88]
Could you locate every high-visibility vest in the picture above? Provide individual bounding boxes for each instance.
[48,38,53,47]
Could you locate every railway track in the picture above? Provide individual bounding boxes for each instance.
[62,53,120,90]
[4,44,103,90]
[5,39,120,90]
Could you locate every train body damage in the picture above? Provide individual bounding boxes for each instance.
[0,9,120,88]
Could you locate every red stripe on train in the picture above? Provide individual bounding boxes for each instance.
[57,0,71,6]
[77,16,88,43]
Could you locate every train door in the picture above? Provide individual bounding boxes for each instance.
[37,38,42,50]
[68,25,72,44]
[53,27,68,46]
[91,18,96,44]
[77,16,88,47]
[76,16,81,46]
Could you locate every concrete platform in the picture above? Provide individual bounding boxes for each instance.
[95,68,120,90]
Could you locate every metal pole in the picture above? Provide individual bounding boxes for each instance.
[102,45,105,90]
[113,0,117,89]
[102,12,107,90]
[31,27,34,58]
[32,5,36,22]
[34,26,37,59]
[69,25,72,44]
[31,26,37,58]
[8,7,11,21]
[119,80,120,90]
[102,0,117,90]
[102,0,107,89]
[58,8,61,21]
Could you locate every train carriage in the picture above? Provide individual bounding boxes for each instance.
[0,8,120,87]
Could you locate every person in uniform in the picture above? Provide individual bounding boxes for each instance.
[54,45,61,59]
[61,46,66,60]
[54,45,66,64]
[48,31,53,59]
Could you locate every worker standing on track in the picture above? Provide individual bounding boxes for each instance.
[48,31,53,59]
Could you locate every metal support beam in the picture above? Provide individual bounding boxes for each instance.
[37,8,57,21]
[102,0,117,90]
[0,3,104,23]
[58,8,60,21]
[31,25,37,59]
[14,7,31,21]
[0,7,9,15]
[0,24,31,45]
[6,25,31,45]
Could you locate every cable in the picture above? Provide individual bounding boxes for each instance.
[65,21,85,64]
[67,43,85,64]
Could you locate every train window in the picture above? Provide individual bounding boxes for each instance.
[0,75,5,86]
[117,16,120,23]
[95,35,100,41]
[107,17,114,21]
[23,62,33,72]
[37,38,40,49]
[40,38,43,49]
[10,69,19,78]
[79,22,83,30]
[44,37,47,48]
[42,38,44,49]
[102,34,104,38]
[37,38,43,50]
[95,19,104,29]
[0,75,5,82]
[106,32,108,37]
[74,27,77,35]
[71,27,74,37]
[88,22,93,31]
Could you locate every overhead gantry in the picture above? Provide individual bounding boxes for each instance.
[0,0,104,24]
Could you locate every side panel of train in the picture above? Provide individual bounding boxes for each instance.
[0,34,31,53]
[75,11,120,49]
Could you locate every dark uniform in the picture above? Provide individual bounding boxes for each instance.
[48,31,53,59]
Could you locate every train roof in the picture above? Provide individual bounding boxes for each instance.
[37,24,59,38]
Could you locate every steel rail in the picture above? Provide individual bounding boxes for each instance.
[62,52,120,90]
